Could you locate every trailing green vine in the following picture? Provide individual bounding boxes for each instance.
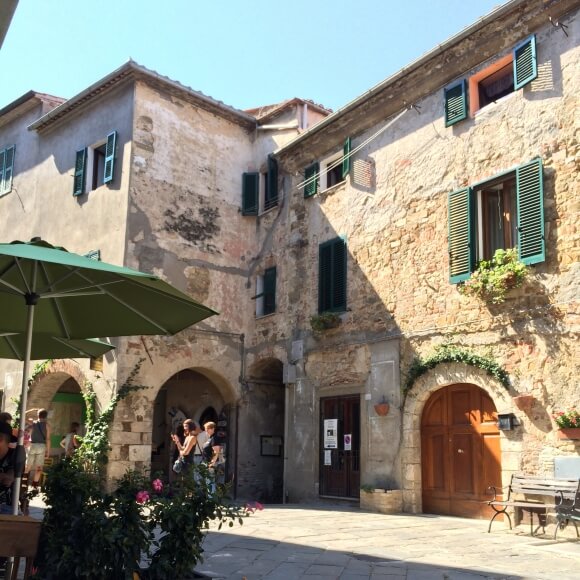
[404,344,510,393]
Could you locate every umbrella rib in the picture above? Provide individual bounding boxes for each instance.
[52,336,92,357]
[0,261,26,296]
[0,279,25,296]
[39,262,72,339]
[14,258,32,294]
[75,271,171,334]
[4,335,22,359]
[37,266,86,295]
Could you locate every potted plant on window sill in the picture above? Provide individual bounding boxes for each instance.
[310,311,341,332]
[553,409,580,440]
[458,248,529,304]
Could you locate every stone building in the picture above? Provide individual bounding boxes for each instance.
[0,0,578,516]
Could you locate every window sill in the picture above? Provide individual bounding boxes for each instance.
[256,312,277,320]
[258,205,278,218]
[319,181,346,196]
[473,91,516,119]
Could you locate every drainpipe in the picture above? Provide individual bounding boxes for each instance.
[282,381,290,504]
[234,333,245,500]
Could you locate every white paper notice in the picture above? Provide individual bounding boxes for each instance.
[324,419,338,448]
[324,449,332,465]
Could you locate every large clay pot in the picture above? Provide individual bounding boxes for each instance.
[374,403,390,417]
[556,428,580,440]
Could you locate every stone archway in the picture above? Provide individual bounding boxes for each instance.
[401,362,514,514]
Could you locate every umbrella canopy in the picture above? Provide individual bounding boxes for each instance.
[0,239,217,338]
[0,333,114,360]
[0,238,218,514]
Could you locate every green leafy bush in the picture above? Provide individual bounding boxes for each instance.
[310,311,341,332]
[458,248,529,304]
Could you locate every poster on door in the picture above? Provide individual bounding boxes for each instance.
[344,434,352,451]
[324,419,338,448]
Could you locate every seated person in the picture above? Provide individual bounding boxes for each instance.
[0,421,15,515]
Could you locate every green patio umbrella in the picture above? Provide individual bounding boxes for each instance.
[0,333,114,360]
[0,238,218,514]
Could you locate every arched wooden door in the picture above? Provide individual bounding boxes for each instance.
[421,384,501,519]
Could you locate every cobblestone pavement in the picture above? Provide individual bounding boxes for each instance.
[195,504,580,580]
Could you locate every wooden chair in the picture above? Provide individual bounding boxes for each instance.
[38,457,54,488]
[0,514,41,579]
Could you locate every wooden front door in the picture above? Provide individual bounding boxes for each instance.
[421,384,501,519]
[320,396,360,498]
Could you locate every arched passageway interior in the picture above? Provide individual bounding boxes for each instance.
[151,369,226,478]
[48,377,85,457]
[421,383,502,519]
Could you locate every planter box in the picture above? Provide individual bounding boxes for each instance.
[557,428,580,440]
[360,489,402,514]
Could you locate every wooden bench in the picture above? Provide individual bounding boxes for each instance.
[0,515,42,579]
[554,485,580,539]
[487,474,580,535]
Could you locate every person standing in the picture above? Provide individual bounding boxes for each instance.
[60,422,80,457]
[172,419,198,471]
[194,424,208,465]
[201,422,222,492]
[0,421,15,514]
[26,409,50,488]
[0,412,17,449]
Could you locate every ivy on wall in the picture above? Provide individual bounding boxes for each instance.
[404,344,510,393]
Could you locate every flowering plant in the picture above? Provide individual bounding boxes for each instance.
[553,409,580,428]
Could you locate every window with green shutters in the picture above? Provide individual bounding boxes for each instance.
[319,237,347,313]
[265,155,278,211]
[513,35,537,91]
[73,131,118,195]
[444,80,468,127]
[304,162,319,198]
[342,137,351,179]
[447,158,545,283]
[0,145,15,195]
[73,148,87,196]
[103,131,117,184]
[255,266,277,317]
[242,172,259,215]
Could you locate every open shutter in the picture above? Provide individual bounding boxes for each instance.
[73,148,87,196]
[444,80,468,127]
[103,131,117,184]
[342,137,351,179]
[332,237,347,311]
[266,155,278,209]
[318,242,332,312]
[2,146,15,193]
[448,187,474,283]
[242,172,259,215]
[0,149,5,193]
[513,35,537,91]
[304,162,319,198]
[263,266,277,315]
[516,158,544,265]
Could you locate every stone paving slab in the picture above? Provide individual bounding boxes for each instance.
[195,504,580,580]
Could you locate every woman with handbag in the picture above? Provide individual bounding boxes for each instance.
[171,419,198,473]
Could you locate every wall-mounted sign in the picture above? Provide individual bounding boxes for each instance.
[324,449,332,465]
[324,419,338,449]
[344,434,352,451]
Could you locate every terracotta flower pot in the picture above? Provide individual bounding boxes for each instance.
[513,394,535,412]
[374,403,390,417]
[556,428,580,440]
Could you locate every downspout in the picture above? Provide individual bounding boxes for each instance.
[283,381,290,503]
[234,333,245,500]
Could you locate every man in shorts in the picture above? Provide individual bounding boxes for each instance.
[26,409,50,488]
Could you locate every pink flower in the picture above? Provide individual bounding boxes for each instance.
[152,479,164,493]
[136,490,150,504]
[245,501,264,512]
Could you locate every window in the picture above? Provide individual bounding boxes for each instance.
[448,158,544,283]
[255,267,276,317]
[242,172,259,215]
[73,131,117,196]
[303,138,351,198]
[243,155,278,215]
[319,237,347,313]
[84,249,101,261]
[444,35,537,125]
[0,145,15,195]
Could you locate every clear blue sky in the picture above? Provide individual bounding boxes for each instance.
[2,0,502,112]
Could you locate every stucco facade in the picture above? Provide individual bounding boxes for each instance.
[0,0,578,513]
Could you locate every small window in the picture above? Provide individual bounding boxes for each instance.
[73,131,117,196]
[255,267,276,317]
[89,142,107,190]
[320,151,345,191]
[0,145,15,195]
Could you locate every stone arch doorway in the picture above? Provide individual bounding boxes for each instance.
[150,368,230,478]
[27,360,90,458]
[421,383,502,519]
[239,358,285,503]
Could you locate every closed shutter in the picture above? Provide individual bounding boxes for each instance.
[444,80,468,127]
[266,155,278,210]
[263,266,277,315]
[2,146,15,193]
[242,172,259,215]
[319,238,347,313]
[73,148,87,196]
[513,35,537,91]
[342,137,351,179]
[448,187,474,283]
[516,158,544,265]
[0,149,5,193]
[304,162,319,198]
[103,131,117,184]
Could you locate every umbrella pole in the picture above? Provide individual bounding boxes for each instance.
[11,300,36,515]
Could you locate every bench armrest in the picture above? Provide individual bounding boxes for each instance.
[487,485,509,502]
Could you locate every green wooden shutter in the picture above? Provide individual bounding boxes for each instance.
[444,80,468,127]
[2,146,15,193]
[73,148,87,196]
[513,35,537,91]
[516,158,544,265]
[304,162,319,198]
[332,237,347,311]
[342,137,351,179]
[448,187,474,283]
[103,131,117,184]
[318,242,332,312]
[0,148,5,193]
[263,266,277,315]
[266,155,278,209]
[242,172,259,215]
